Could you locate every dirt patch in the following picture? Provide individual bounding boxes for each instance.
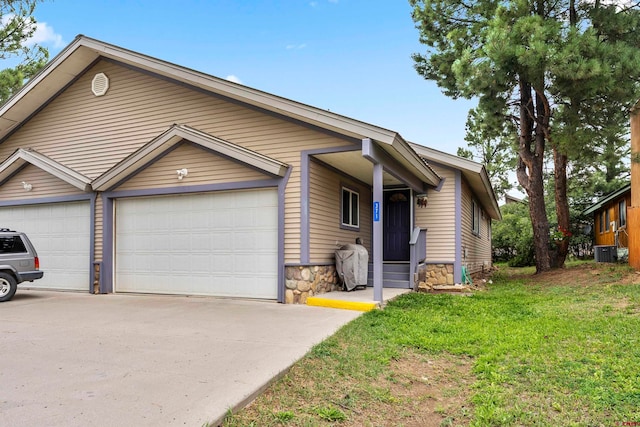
[333,352,474,427]
[505,262,640,287]
[228,351,474,427]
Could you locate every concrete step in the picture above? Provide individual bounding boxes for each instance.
[367,263,411,288]
[367,263,410,273]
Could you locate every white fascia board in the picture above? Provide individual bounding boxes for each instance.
[92,124,289,191]
[0,150,26,180]
[478,168,502,220]
[0,35,400,148]
[382,135,441,187]
[0,148,91,191]
[410,142,501,219]
[0,34,400,155]
[0,37,97,126]
[175,125,288,177]
[409,142,483,173]
[91,132,183,191]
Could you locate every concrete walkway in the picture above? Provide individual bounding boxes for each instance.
[1,290,361,427]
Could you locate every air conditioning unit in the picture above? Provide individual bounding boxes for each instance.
[594,245,617,263]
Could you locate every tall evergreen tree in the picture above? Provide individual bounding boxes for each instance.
[458,106,517,201]
[0,0,49,104]
[411,0,640,272]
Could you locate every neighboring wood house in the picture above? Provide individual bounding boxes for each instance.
[0,36,500,303]
[583,184,631,249]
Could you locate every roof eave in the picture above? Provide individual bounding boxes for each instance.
[409,142,501,220]
[583,183,631,215]
[380,135,441,188]
[0,35,409,149]
[0,148,91,191]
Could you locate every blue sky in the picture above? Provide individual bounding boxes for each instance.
[20,0,476,155]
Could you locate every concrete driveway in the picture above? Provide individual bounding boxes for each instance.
[1,290,361,426]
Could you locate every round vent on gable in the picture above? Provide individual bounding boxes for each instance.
[91,73,109,96]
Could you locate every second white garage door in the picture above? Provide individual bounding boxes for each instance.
[115,189,278,299]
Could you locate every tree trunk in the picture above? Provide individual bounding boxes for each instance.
[525,158,552,272]
[553,148,570,268]
[516,79,551,273]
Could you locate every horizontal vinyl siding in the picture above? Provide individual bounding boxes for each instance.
[0,165,85,200]
[415,165,456,262]
[461,179,492,274]
[309,160,372,263]
[115,143,268,191]
[0,60,355,263]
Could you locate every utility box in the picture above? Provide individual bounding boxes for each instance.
[335,243,369,291]
[594,245,617,263]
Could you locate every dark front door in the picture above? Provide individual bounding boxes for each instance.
[383,190,411,261]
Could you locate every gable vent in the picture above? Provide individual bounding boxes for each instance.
[91,73,109,97]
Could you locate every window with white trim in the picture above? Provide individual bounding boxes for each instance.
[472,200,480,235]
[341,186,359,229]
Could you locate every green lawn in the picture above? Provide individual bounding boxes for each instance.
[220,262,640,426]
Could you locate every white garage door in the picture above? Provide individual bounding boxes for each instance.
[115,189,278,299]
[0,201,91,291]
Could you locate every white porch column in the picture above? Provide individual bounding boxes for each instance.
[373,162,383,303]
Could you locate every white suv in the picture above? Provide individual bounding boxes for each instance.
[0,229,44,302]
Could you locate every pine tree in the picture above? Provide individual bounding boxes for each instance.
[411,0,640,272]
[0,1,49,104]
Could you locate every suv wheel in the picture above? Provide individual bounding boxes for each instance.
[0,272,17,302]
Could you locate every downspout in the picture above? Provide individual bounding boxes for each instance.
[454,170,462,283]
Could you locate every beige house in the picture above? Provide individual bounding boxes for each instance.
[0,36,500,303]
[410,145,500,281]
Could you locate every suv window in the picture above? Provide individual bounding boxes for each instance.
[0,236,27,253]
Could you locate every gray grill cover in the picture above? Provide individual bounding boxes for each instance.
[335,244,369,291]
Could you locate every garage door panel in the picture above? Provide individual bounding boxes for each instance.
[191,235,210,251]
[0,202,90,291]
[115,189,278,299]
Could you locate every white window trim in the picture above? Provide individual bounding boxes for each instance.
[341,186,360,230]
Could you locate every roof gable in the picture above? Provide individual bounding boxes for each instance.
[0,148,91,191]
[92,124,289,191]
[409,143,501,220]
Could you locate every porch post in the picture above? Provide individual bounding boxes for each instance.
[373,162,384,303]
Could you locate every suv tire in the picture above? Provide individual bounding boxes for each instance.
[0,272,17,302]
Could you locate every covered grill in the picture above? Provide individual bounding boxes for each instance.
[335,243,369,291]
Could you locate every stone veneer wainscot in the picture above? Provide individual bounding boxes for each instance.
[284,265,340,304]
[416,263,455,288]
